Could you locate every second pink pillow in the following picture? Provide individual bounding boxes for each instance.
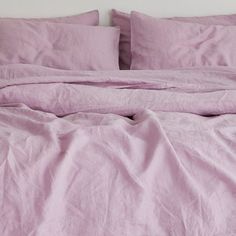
[131,11,236,69]
[112,9,236,69]
[1,10,99,25]
[0,21,120,70]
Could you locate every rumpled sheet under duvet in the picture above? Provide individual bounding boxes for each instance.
[0,64,236,236]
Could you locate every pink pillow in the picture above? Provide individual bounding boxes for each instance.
[111,10,131,70]
[131,11,236,69]
[111,9,236,69]
[172,14,236,25]
[1,10,99,25]
[0,21,120,70]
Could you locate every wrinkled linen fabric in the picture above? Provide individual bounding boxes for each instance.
[111,9,236,70]
[0,64,236,235]
[0,10,99,26]
[0,22,120,70]
[0,10,99,25]
[131,11,236,70]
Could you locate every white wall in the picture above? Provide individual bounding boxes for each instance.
[0,0,236,25]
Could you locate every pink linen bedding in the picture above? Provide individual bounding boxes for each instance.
[0,22,120,70]
[131,11,236,70]
[0,64,236,235]
[0,10,99,25]
[112,9,236,69]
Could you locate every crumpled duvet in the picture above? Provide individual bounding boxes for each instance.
[0,64,236,236]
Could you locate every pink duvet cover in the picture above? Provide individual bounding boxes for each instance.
[0,64,236,235]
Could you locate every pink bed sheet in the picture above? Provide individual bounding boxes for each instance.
[0,64,236,235]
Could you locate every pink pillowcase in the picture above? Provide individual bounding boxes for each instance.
[111,10,131,70]
[1,10,99,25]
[111,9,236,69]
[131,11,236,69]
[0,21,120,70]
